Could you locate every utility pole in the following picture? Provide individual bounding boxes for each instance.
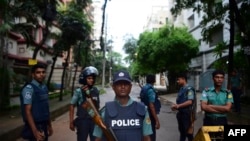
[102,15,108,88]
[100,0,108,89]
[227,0,234,89]
[109,39,113,85]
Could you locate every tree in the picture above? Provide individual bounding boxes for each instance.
[135,25,199,92]
[0,0,13,110]
[136,25,199,74]
[171,0,250,44]
[56,0,92,101]
[122,35,138,64]
[171,0,250,89]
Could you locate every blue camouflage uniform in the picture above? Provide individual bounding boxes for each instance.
[70,87,100,141]
[93,97,152,141]
[20,79,50,141]
[200,87,234,125]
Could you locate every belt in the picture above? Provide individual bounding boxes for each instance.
[205,116,226,121]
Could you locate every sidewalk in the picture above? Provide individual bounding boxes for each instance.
[1,85,250,141]
[0,94,71,141]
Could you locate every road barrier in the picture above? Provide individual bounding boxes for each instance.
[194,126,224,141]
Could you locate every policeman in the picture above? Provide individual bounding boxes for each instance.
[171,73,195,141]
[200,70,234,125]
[93,70,153,141]
[20,64,53,141]
[230,69,242,113]
[140,74,160,141]
[69,66,100,141]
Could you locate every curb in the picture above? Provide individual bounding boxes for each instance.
[0,101,70,141]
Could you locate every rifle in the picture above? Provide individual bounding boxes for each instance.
[81,86,118,141]
[187,86,197,134]
[187,110,195,134]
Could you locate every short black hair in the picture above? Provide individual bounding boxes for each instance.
[177,73,187,81]
[232,68,237,73]
[146,74,155,83]
[31,64,46,73]
[212,69,225,77]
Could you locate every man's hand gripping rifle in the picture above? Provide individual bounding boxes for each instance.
[81,86,118,141]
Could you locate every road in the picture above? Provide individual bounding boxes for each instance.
[17,84,204,141]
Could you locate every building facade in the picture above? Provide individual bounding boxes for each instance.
[143,0,243,91]
[1,0,105,94]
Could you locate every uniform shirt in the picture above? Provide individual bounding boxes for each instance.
[93,97,153,138]
[147,84,156,103]
[200,87,234,117]
[70,87,85,106]
[230,75,241,88]
[22,80,47,105]
[176,85,194,105]
[71,87,100,118]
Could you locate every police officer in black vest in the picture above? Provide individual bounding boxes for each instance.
[93,70,153,141]
[171,73,195,141]
[69,66,100,141]
[20,64,53,141]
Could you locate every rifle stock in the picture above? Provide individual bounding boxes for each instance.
[187,111,195,134]
[85,97,118,141]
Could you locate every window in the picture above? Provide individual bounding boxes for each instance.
[209,26,223,47]
[165,17,168,23]
[152,28,158,32]
[188,14,195,28]
[19,47,25,53]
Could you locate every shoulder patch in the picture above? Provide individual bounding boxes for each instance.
[146,117,151,124]
[202,91,207,97]
[228,93,233,99]
[25,84,33,89]
[24,92,32,99]
[188,91,193,95]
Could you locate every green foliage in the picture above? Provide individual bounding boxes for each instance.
[48,0,93,53]
[98,88,106,95]
[56,0,93,67]
[135,25,199,75]
[171,0,226,43]
[171,0,250,47]
[213,41,228,59]
[122,35,138,64]
[212,49,250,74]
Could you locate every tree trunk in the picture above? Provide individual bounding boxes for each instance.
[32,22,50,59]
[46,54,58,90]
[71,65,78,97]
[59,49,70,101]
[0,37,4,67]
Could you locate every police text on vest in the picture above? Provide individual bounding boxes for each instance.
[111,119,140,127]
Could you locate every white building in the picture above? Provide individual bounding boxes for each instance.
[2,0,105,93]
[143,0,243,91]
[143,0,172,91]
[171,1,242,90]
